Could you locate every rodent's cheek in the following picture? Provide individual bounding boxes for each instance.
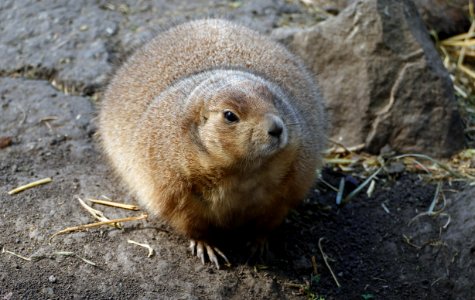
[201,130,221,151]
[248,129,272,154]
[235,132,254,156]
[199,125,240,159]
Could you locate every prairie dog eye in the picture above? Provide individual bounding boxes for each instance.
[223,110,239,123]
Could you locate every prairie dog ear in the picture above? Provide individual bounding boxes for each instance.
[199,104,209,124]
[180,98,204,132]
[185,100,208,153]
[178,100,208,153]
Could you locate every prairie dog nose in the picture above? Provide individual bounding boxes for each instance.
[266,114,285,138]
[268,121,283,138]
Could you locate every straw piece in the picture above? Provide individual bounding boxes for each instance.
[88,198,140,211]
[2,248,31,261]
[53,251,98,266]
[458,64,475,80]
[8,177,52,195]
[442,31,475,42]
[342,167,382,205]
[336,178,345,205]
[50,214,148,239]
[77,196,122,229]
[457,18,475,66]
[441,39,475,47]
[427,182,442,214]
[127,239,154,257]
[319,177,339,192]
[366,180,376,198]
[324,158,357,165]
[381,203,390,214]
[318,237,341,288]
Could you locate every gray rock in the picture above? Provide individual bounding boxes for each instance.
[0,78,93,149]
[0,0,120,93]
[0,0,295,95]
[307,0,471,37]
[443,187,475,298]
[404,185,475,299]
[273,0,465,157]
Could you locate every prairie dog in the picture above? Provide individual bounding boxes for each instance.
[99,19,326,268]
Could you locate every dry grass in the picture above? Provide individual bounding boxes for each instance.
[323,141,475,210]
[438,2,475,146]
[324,143,475,184]
[50,197,148,240]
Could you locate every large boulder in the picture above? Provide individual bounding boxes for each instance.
[273,0,465,157]
[308,0,471,37]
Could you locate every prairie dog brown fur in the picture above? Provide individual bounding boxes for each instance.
[99,19,326,268]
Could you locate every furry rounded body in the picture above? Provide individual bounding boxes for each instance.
[99,19,326,243]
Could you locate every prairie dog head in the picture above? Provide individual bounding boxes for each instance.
[187,73,292,169]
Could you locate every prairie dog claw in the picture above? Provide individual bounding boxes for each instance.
[189,239,230,269]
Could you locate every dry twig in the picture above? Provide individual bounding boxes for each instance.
[50,214,148,240]
[318,237,341,288]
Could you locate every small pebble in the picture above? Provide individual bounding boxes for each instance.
[41,287,54,296]
[48,275,57,283]
[105,27,115,35]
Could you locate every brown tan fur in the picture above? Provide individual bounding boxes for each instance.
[99,19,326,247]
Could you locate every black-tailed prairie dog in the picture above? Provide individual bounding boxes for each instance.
[99,19,326,268]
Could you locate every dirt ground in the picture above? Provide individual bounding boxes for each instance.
[2,125,474,300]
[1,1,475,299]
